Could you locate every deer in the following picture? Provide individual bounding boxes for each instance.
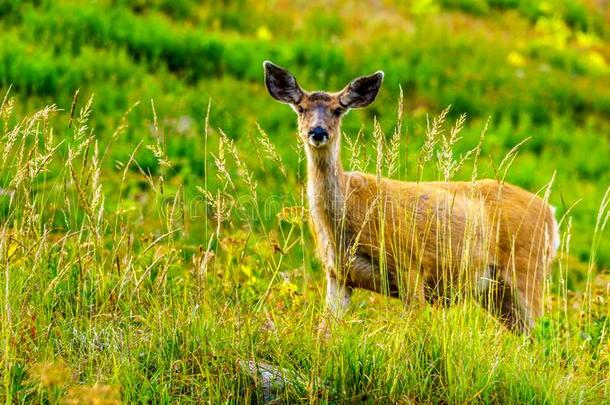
[263,61,560,333]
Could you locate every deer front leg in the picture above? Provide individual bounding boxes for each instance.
[325,272,352,318]
[318,272,352,339]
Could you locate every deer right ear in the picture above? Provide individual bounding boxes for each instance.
[263,61,304,105]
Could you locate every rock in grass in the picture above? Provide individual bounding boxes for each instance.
[238,359,304,403]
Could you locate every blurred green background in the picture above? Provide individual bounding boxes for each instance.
[1,0,609,272]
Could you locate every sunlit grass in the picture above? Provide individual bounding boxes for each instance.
[0,92,609,402]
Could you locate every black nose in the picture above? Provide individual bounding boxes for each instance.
[308,126,328,142]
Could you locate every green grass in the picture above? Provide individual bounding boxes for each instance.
[1,92,609,403]
[1,0,610,403]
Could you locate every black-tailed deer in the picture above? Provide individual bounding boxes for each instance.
[263,61,559,333]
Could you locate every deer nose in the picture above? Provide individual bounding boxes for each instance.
[308,126,328,142]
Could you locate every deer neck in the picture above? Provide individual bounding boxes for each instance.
[305,133,346,239]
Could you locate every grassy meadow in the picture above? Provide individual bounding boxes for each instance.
[1,0,610,403]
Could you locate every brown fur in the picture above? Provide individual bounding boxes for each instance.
[264,61,558,333]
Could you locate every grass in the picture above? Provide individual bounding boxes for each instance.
[0,0,610,402]
[1,93,609,403]
[2,0,609,267]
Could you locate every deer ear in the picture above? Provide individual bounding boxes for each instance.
[263,61,304,105]
[339,71,384,109]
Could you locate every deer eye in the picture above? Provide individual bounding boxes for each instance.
[333,108,343,117]
[297,105,305,114]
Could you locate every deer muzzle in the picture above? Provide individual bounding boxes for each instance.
[308,126,329,147]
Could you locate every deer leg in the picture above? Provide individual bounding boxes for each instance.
[347,253,396,296]
[325,272,352,319]
[318,272,352,338]
[348,253,424,307]
[506,276,541,333]
[479,270,535,333]
[399,268,426,309]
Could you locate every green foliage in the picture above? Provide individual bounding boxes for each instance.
[440,0,490,14]
[0,0,609,402]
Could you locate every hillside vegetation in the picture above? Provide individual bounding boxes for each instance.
[1,0,610,402]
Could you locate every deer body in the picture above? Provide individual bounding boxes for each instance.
[264,61,559,332]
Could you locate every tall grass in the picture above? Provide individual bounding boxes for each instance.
[3,1,609,272]
[0,91,609,403]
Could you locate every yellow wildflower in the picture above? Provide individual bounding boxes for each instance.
[507,51,527,67]
[256,25,272,41]
[587,51,608,73]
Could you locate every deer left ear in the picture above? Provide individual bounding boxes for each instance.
[339,71,384,109]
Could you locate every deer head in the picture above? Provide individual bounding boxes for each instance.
[263,61,384,149]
